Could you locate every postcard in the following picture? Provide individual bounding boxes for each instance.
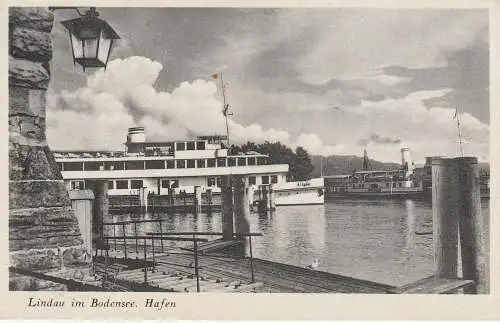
[2,0,499,320]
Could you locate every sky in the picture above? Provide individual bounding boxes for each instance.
[46,8,490,163]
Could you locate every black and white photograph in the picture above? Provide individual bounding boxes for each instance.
[7,3,492,305]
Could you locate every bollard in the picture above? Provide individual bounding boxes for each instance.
[221,175,234,240]
[432,158,459,278]
[455,157,488,294]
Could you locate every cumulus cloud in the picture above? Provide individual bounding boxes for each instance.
[46,56,337,156]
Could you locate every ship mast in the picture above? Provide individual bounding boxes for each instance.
[217,72,231,148]
[454,105,464,157]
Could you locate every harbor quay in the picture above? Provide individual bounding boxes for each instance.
[7,7,489,296]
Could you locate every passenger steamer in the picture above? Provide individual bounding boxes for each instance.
[324,148,424,199]
[54,127,289,196]
[54,127,324,206]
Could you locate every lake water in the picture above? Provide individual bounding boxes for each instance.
[105,198,490,287]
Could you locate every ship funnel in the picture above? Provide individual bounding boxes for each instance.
[127,127,146,143]
[401,147,413,173]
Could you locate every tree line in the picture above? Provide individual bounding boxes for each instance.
[230,141,314,181]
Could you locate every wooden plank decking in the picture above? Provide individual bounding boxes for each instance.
[108,250,394,293]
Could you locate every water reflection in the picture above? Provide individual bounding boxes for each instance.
[104,198,489,287]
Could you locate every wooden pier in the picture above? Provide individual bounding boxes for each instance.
[94,247,394,293]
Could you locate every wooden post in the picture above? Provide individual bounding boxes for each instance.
[159,220,164,253]
[151,237,156,272]
[432,158,459,278]
[122,223,127,259]
[113,224,117,251]
[249,235,255,283]
[168,188,174,205]
[143,238,147,284]
[194,186,202,214]
[134,222,138,254]
[269,185,275,210]
[206,189,213,214]
[456,157,488,294]
[221,175,234,240]
[233,175,250,237]
[193,234,200,293]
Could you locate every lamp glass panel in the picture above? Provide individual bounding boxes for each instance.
[70,33,84,59]
[97,30,112,64]
[83,37,98,59]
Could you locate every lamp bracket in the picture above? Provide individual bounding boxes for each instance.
[48,7,99,17]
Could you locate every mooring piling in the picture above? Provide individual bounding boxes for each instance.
[221,175,234,240]
[432,156,488,294]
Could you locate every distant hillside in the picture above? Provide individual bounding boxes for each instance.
[311,155,490,177]
[311,155,400,177]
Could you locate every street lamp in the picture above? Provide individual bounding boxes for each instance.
[49,7,120,71]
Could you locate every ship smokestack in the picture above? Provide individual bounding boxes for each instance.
[362,149,370,171]
[127,127,146,143]
[401,147,413,173]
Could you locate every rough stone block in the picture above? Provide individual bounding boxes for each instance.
[9,180,71,209]
[9,206,84,251]
[10,27,52,62]
[9,116,46,146]
[9,7,54,33]
[9,144,62,180]
[11,236,83,251]
[62,245,92,266]
[9,248,61,271]
[9,87,46,117]
[9,56,50,89]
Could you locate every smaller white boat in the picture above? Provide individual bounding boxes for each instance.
[272,177,325,206]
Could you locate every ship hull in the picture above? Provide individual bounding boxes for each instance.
[273,178,325,206]
[326,191,425,200]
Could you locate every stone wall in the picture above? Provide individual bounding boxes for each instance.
[9,7,91,291]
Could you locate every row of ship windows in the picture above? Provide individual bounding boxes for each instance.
[350,182,420,189]
[59,157,269,171]
[70,175,278,190]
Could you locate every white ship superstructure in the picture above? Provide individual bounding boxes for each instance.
[54,127,289,195]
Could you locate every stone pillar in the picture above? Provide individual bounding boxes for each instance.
[9,7,91,291]
[233,175,250,237]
